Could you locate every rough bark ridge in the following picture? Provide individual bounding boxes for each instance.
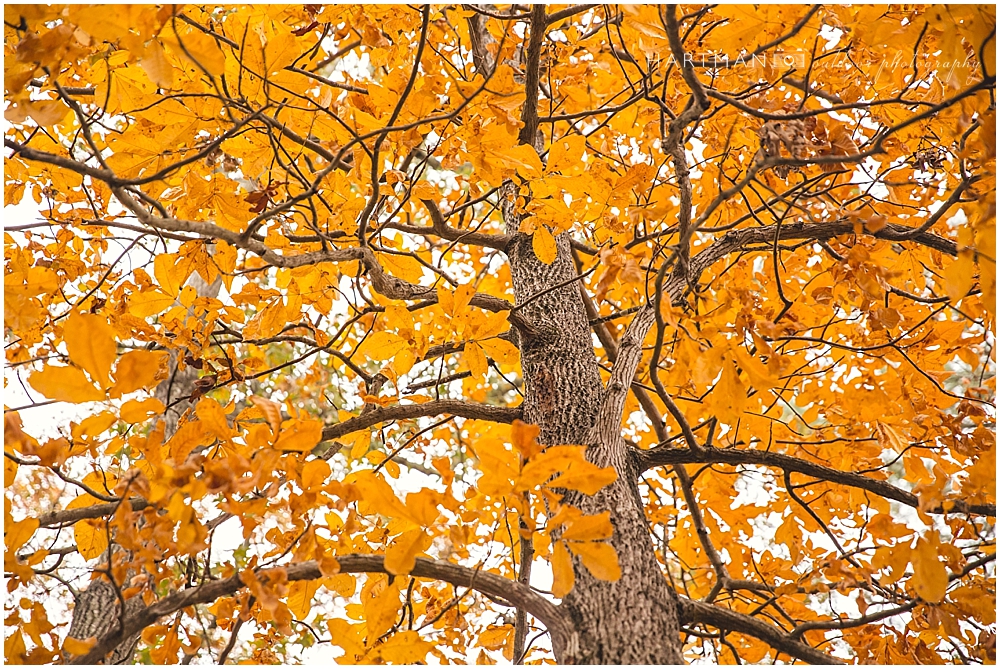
[502,189,683,662]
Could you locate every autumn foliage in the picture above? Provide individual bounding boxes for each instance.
[3,3,997,665]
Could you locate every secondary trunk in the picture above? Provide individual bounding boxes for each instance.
[503,199,683,663]
[65,274,221,663]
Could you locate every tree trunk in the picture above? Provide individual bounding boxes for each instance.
[503,196,683,663]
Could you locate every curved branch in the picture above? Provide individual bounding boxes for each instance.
[638,446,996,516]
[682,598,844,665]
[71,555,572,665]
[321,400,522,442]
[689,220,959,289]
[37,498,151,529]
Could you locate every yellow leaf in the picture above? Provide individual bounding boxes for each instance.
[120,397,165,423]
[875,421,908,452]
[352,470,419,524]
[964,444,995,493]
[141,38,173,89]
[4,452,16,487]
[4,517,38,553]
[273,419,322,452]
[547,463,618,496]
[301,459,330,491]
[912,536,949,603]
[943,252,975,303]
[153,253,183,296]
[498,143,544,179]
[478,625,514,660]
[28,365,104,403]
[560,512,613,542]
[65,312,117,389]
[129,289,176,318]
[567,540,621,582]
[479,337,519,368]
[414,183,438,199]
[547,135,587,176]
[356,331,406,362]
[511,420,542,461]
[249,396,283,438]
[362,630,434,664]
[464,341,488,380]
[471,310,510,340]
[5,99,70,126]
[384,528,431,575]
[873,544,912,584]
[404,489,442,526]
[71,411,117,441]
[161,21,226,76]
[550,540,575,598]
[378,252,424,283]
[111,350,167,397]
[62,637,96,657]
[517,445,587,490]
[362,575,402,640]
[775,517,803,563]
[705,357,746,426]
[250,299,287,339]
[532,226,557,264]
[195,398,231,440]
[324,572,355,596]
[286,579,319,620]
[67,495,109,560]
[5,629,27,663]
[214,241,238,291]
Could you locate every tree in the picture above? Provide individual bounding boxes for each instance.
[3,3,996,665]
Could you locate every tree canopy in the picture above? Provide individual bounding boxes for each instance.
[3,3,996,665]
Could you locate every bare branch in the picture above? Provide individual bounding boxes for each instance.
[321,400,522,442]
[638,446,996,517]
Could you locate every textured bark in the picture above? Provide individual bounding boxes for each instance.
[66,580,145,664]
[66,273,222,663]
[502,190,683,663]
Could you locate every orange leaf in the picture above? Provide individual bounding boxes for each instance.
[286,579,319,620]
[65,312,117,389]
[129,289,176,318]
[120,397,165,424]
[464,341,488,380]
[28,365,104,403]
[62,636,96,657]
[384,528,431,575]
[249,396,283,439]
[560,512,614,542]
[5,517,39,553]
[551,540,575,598]
[111,350,167,397]
[273,418,322,453]
[912,536,949,603]
[567,540,621,582]
[532,225,557,264]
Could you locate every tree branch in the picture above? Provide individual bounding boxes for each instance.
[320,400,522,442]
[517,5,546,149]
[71,555,572,665]
[681,598,844,665]
[638,446,996,517]
[589,305,655,443]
